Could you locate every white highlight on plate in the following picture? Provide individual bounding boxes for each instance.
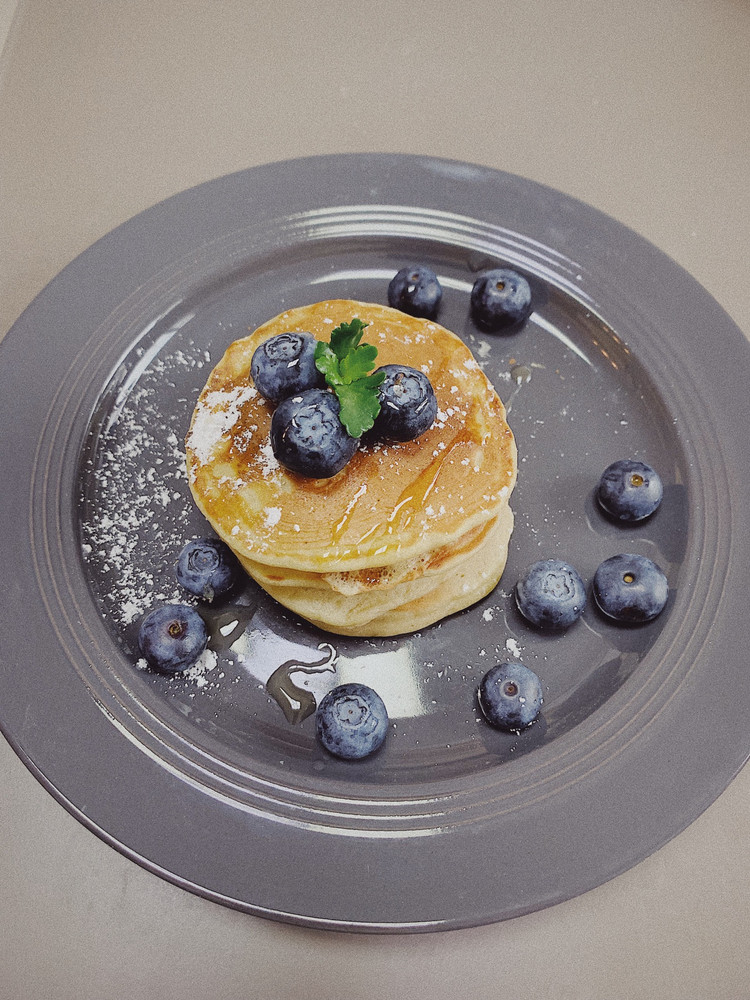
[533,313,595,367]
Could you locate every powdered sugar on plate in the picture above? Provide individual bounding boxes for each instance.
[182,647,219,689]
[79,340,211,629]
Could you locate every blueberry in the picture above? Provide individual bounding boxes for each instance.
[138,604,208,673]
[176,537,243,602]
[250,331,324,403]
[597,459,663,522]
[470,268,533,332]
[316,683,389,760]
[515,559,587,629]
[372,364,438,441]
[593,553,668,623]
[270,388,359,478]
[479,661,543,731]
[387,265,442,319]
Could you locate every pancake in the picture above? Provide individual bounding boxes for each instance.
[185,299,517,635]
[238,517,495,594]
[257,504,514,636]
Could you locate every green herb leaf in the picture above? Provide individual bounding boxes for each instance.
[335,378,384,438]
[314,343,344,385]
[339,342,379,382]
[329,317,368,359]
[314,318,384,438]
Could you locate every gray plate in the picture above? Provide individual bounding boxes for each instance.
[1,154,748,932]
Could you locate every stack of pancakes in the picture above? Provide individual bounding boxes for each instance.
[185,300,516,636]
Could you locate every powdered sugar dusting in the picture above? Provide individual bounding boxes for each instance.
[187,384,257,465]
[183,647,219,688]
[505,637,523,658]
[263,506,282,529]
[80,339,211,628]
[257,438,280,477]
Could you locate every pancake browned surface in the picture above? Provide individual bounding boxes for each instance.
[185,300,517,635]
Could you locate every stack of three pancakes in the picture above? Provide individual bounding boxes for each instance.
[185,300,517,637]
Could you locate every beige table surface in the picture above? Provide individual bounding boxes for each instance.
[1,1,749,997]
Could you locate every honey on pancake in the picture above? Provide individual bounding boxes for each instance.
[186,301,516,578]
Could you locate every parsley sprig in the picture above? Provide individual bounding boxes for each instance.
[314,318,384,438]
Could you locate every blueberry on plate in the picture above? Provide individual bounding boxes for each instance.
[176,537,243,602]
[372,364,438,441]
[387,265,442,319]
[316,683,389,760]
[138,604,208,673]
[593,553,668,623]
[515,558,587,629]
[250,331,324,403]
[470,267,533,332]
[479,661,543,731]
[270,388,359,478]
[597,458,663,522]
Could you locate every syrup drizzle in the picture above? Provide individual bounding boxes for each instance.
[334,431,477,546]
[265,643,338,724]
[332,483,368,539]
